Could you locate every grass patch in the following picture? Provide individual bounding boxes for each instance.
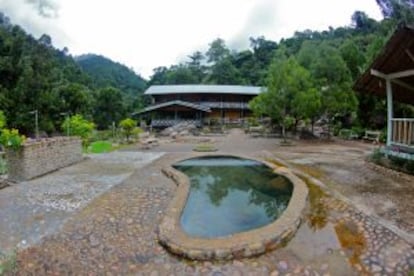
[0,156,7,175]
[193,143,217,152]
[0,250,17,275]
[86,140,114,154]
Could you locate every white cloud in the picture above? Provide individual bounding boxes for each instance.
[0,0,382,78]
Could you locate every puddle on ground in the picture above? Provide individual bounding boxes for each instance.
[334,220,368,274]
[268,158,368,273]
[298,174,330,230]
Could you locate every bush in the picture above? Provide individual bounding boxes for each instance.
[91,130,114,142]
[370,148,384,163]
[0,128,26,150]
[119,118,140,142]
[351,126,364,138]
[62,114,95,146]
[389,155,406,168]
[0,156,7,175]
[0,111,5,129]
[405,160,414,174]
[379,129,387,144]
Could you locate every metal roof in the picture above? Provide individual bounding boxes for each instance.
[134,100,211,114]
[353,24,414,105]
[144,85,264,95]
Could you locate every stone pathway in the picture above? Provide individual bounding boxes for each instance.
[0,152,163,255]
[5,151,413,275]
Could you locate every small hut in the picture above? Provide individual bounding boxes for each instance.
[354,24,414,159]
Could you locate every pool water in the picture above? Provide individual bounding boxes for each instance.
[174,156,293,238]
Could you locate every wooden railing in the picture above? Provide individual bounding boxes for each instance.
[391,118,414,147]
[201,102,249,109]
[151,119,202,128]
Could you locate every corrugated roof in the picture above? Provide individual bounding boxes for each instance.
[133,100,211,114]
[353,24,414,105]
[144,85,264,95]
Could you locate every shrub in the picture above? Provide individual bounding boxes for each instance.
[379,129,387,144]
[0,128,26,150]
[370,148,384,164]
[389,155,406,168]
[0,156,7,175]
[62,114,95,146]
[405,160,414,174]
[0,111,5,129]
[350,126,364,138]
[119,118,139,142]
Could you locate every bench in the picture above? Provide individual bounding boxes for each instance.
[248,126,264,137]
[140,138,159,150]
[363,130,381,144]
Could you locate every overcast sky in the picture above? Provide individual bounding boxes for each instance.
[1,0,383,79]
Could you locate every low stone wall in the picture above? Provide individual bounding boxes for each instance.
[6,137,82,182]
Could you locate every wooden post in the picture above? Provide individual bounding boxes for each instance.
[386,79,393,147]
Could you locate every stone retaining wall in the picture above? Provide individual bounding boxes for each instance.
[6,137,82,182]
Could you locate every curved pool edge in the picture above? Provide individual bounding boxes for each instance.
[158,153,309,261]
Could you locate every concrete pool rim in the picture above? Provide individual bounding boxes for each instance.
[158,153,309,260]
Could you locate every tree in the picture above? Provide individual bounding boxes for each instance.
[0,111,5,129]
[55,83,92,115]
[206,38,230,64]
[119,118,137,142]
[376,0,414,22]
[351,11,377,32]
[250,56,317,139]
[207,58,243,84]
[340,39,366,80]
[62,114,95,146]
[308,43,357,131]
[187,51,206,82]
[293,88,321,133]
[93,87,125,129]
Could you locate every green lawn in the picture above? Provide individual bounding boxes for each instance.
[87,141,114,153]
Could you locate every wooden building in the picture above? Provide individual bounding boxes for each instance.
[354,24,414,158]
[136,85,263,128]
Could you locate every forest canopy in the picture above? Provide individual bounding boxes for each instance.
[0,0,413,136]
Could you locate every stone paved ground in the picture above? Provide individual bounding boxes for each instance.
[0,152,163,255]
[1,129,414,275]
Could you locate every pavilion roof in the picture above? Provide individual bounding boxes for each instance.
[353,24,414,105]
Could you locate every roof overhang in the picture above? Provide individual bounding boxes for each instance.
[353,24,414,105]
[133,100,211,115]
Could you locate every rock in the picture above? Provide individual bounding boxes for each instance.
[89,234,100,247]
[278,261,288,271]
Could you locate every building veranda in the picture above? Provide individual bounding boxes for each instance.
[135,85,263,128]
